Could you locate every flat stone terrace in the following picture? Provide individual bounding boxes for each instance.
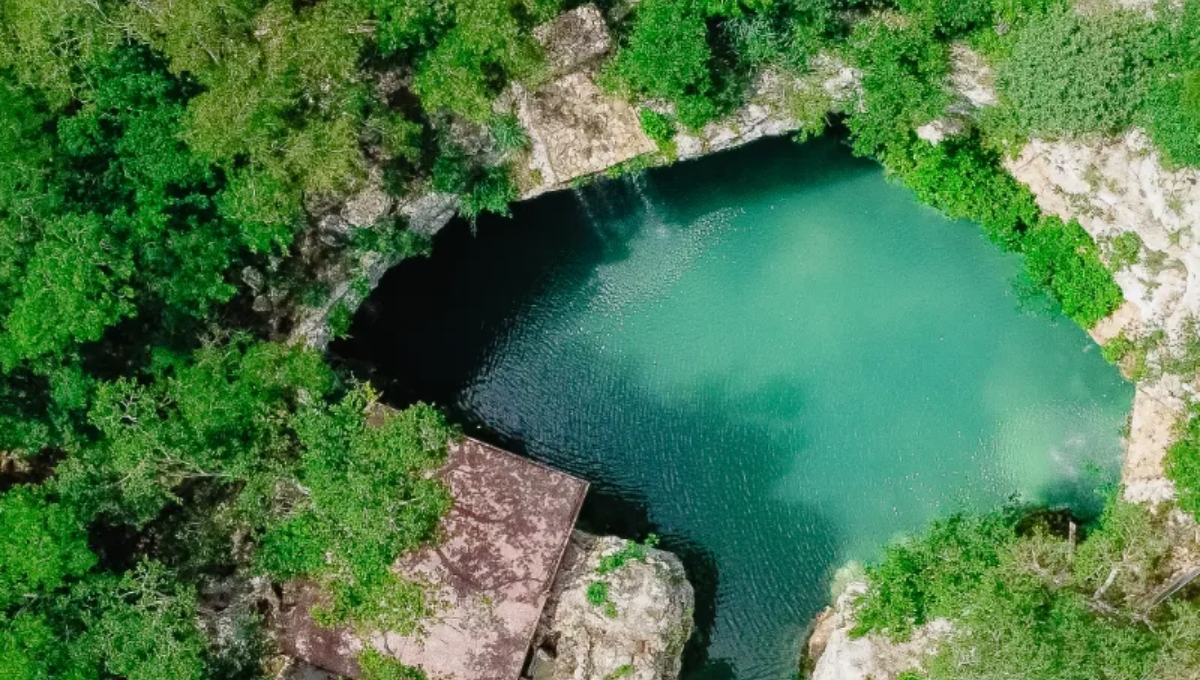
[276,437,589,680]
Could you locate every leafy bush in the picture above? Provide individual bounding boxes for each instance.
[1167,408,1200,520]
[724,0,840,72]
[604,0,722,129]
[999,9,1162,137]
[409,0,558,121]
[845,18,952,159]
[359,649,428,680]
[898,0,993,37]
[490,115,530,153]
[1139,1,1200,167]
[597,534,660,574]
[586,580,618,617]
[639,109,677,145]
[432,145,519,221]
[1022,216,1123,327]
[857,501,1200,680]
[852,513,1014,639]
[887,135,1041,251]
[461,167,519,222]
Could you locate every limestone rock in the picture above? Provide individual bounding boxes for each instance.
[915,118,965,145]
[517,73,656,191]
[399,191,459,236]
[533,4,612,78]
[1123,380,1186,504]
[948,44,997,110]
[532,532,694,680]
[1004,129,1200,501]
[342,184,393,228]
[808,582,948,680]
[675,58,861,162]
[1005,131,1200,344]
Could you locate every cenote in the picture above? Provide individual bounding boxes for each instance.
[338,136,1133,679]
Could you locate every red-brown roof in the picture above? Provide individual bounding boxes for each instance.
[276,437,589,680]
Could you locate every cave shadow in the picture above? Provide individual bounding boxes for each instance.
[334,133,946,675]
[335,134,875,407]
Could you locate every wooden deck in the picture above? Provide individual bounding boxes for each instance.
[276,437,589,680]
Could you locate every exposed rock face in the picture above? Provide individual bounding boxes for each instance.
[1007,131,1200,342]
[1004,130,1200,500]
[674,57,861,161]
[531,532,694,680]
[915,44,995,144]
[517,73,656,192]
[533,4,612,78]
[807,582,947,680]
[517,5,655,195]
[948,44,998,110]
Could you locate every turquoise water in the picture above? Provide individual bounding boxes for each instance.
[344,137,1133,678]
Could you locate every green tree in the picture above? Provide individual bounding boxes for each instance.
[258,391,453,631]
[604,0,723,129]
[999,8,1162,137]
[0,488,95,607]
[844,17,951,160]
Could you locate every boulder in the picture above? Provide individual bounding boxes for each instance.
[516,74,656,192]
[807,582,948,680]
[531,532,694,680]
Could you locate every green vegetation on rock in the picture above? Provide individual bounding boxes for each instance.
[0,0,1197,676]
[854,501,1200,680]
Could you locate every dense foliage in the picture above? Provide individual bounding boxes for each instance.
[854,502,1200,680]
[1,0,1197,676]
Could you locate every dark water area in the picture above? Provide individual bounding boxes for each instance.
[336,136,1132,679]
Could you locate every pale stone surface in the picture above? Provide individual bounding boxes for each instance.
[400,191,460,236]
[1006,131,1200,343]
[342,184,393,228]
[674,57,861,162]
[1124,380,1186,503]
[915,118,965,145]
[533,4,611,78]
[808,582,948,680]
[532,532,694,680]
[948,44,998,109]
[516,73,656,190]
[1004,130,1200,498]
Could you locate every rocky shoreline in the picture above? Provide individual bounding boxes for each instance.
[273,5,1199,678]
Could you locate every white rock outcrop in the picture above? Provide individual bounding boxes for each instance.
[807,582,947,680]
[1004,130,1200,501]
[673,56,861,161]
[531,532,694,680]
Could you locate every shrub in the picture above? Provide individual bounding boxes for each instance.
[1141,70,1200,167]
[359,649,427,680]
[898,0,993,37]
[1139,2,1200,167]
[460,166,518,222]
[1022,216,1123,327]
[999,9,1162,137]
[1108,231,1142,270]
[490,115,529,154]
[887,135,1041,252]
[858,501,1198,680]
[639,109,676,146]
[845,18,952,159]
[597,535,660,575]
[852,513,1014,640]
[1167,408,1200,520]
[586,580,618,617]
[605,0,722,129]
